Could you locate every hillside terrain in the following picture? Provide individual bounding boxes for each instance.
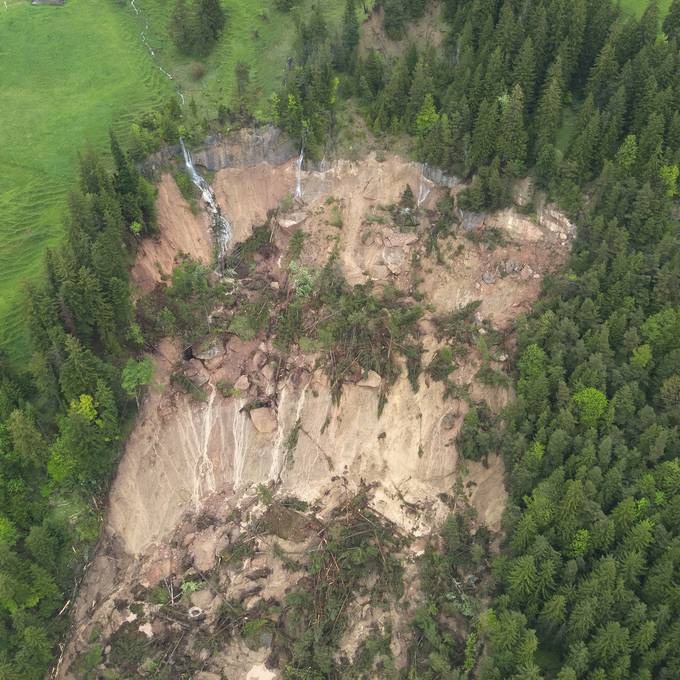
[1,1,680,679]
[60,133,573,678]
[0,0,365,361]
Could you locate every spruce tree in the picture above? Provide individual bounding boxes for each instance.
[196,0,226,42]
[341,0,359,71]
[663,0,680,42]
[497,84,527,171]
[534,57,563,155]
[170,0,194,54]
[569,95,601,181]
[469,98,499,171]
[405,56,435,132]
[513,37,536,110]
[587,40,619,107]
[109,131,137,197]
[636,0,659,50]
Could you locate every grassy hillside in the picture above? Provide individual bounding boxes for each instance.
[0,0,171,361]
[133,0,374,117]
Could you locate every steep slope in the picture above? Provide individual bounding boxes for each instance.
[60,144,573,678]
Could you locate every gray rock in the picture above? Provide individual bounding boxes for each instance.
[192,126,296,172]
[504,259,520,274]
[423,165,461,188]
[442,413,457,430]
[140,126,296,176]
[383,246,406,275]
[513,177,533,207]
[194,339,225,362]
[482,272,496,285]
[460,210,486,232]
[234,374,250,391]
[251,350,268,371]
[185,360,210,387]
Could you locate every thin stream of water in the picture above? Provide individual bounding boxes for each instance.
[294,147,304,199]
[418,163,433,207]
[129,0,185,103]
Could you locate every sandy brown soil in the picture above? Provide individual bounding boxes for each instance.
[213,160,297,244]
[131,174,213,295]
[60,151,573,678]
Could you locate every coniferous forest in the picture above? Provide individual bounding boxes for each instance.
[1,0,680,678]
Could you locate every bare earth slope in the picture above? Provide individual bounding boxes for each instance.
[61,148,573,678]
[131,174,213,296]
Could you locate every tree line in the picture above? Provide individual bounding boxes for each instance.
[2,0,680,677]
[369,1,679,678]
[0,135,156,678]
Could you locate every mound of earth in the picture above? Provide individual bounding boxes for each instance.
[59,147,572,678]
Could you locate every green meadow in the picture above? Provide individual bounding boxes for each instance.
[0,0,171,360]
[620,0,673,18]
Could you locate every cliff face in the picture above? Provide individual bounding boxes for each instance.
[61,148,572,679]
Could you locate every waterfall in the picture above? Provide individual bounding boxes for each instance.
[417,163,433,207]
[180,138,232,262]
[294,147,304,200]
[231,401,248,489]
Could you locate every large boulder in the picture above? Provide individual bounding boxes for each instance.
[357,370,382,389]
[249,407,277,434]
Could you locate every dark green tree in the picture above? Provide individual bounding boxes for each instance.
[664,0,680,41]
[341,0,359,71]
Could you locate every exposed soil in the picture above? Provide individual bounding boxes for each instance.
[60,149,573,678]
[212,160,297,245]
[131,174,213,296]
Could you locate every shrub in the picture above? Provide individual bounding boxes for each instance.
[428,347,456,382]
[456,403,499,460]
[329,205,343,228]
[287,229,305,260]
[190,61,206,80]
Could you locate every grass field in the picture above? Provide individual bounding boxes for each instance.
[0,0,172,361]
[620,0,673,18]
